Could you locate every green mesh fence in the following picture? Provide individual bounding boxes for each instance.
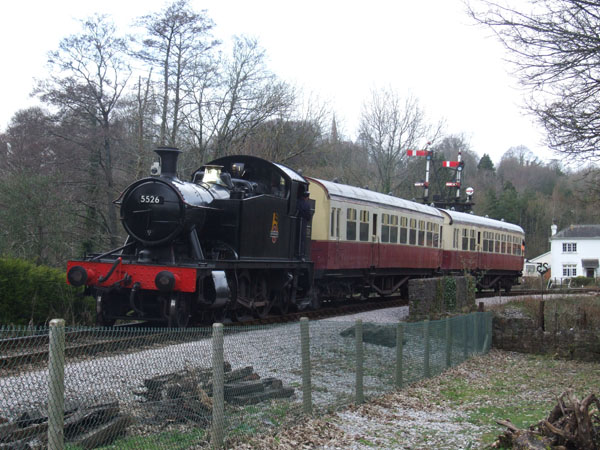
[0,312,492,449]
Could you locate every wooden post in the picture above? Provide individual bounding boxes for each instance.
[395,322,404,388]
[423,319,430,378]
[211,323,224,449]
[539,300,545,331]
[48,319,65,450]
[300,317,312,414]
[355,319,364,404]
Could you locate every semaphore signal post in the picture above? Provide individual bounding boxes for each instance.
[406,143,474,212]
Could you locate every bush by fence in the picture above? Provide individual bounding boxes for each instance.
[0,258,94,326]
[0,312,492,449]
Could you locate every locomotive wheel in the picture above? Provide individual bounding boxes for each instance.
[252,274,272,318]
[275,287,291,315]
[96,293,116,327]
[168,295,190,328]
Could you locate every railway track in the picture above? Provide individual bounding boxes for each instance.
[0,297,406,373]
[5,288,596,373]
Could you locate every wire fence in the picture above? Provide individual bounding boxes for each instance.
[0,312,492,449]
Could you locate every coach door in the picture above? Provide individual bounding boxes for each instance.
[371,213,380,267]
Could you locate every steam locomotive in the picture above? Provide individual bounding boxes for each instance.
[67,147,524,327]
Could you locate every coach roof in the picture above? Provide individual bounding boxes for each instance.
[441,209,524,234]
[310,178,443,218]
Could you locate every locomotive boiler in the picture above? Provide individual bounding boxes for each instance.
[67,147,315,326]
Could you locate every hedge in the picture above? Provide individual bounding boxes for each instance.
[0,257,95,326]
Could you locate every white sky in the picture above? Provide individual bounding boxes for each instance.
[1,0,552,164]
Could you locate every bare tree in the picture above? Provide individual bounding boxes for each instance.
[136,0,218,147]
[207,36,296,158]
[34,15,131,247]
[468,0,600,161]
[358,87,442,194]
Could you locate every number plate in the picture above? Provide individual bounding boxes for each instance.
[139,195,164,204]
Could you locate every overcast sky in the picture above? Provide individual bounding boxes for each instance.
[1,0,551,164]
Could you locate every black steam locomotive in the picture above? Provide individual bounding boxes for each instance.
[67,147,314,326]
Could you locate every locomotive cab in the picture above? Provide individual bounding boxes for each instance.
[194,155,312,261]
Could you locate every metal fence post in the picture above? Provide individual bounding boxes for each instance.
[300,317,312,414]
[395,322,404,388]
[463,314,469,360]
[423,319,430,378]
[211,323,224,449]
[445,317,452,368]
[355,319,364,404]
[48,319,65,450]
[473,313,479,354]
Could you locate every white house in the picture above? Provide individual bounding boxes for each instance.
[550,224,600,282]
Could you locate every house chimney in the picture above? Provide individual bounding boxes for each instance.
[551,223,558,236]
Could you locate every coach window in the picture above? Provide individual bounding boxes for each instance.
[462,228,469,251]
[382,214,390,243]
[409,218,417,245]
[330,208,340,239]
[359,210,370,242]
[433,223,439,247]
[346,208,357,241]
[495,233,500,253]
[400,217,408,244]
[390,215,398,243]
[417,220,425,246]
[507,235,512,254]
[469,229,476,251]
[426,222,433,247]
[501,235,506,253]
[453,228,459,249]
[483,232,489,252]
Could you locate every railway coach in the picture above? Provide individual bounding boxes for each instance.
[305,178,524,298]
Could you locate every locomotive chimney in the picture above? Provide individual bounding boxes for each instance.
[154,146,182,178]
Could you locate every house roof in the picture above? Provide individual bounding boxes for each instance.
[551,224,600,239]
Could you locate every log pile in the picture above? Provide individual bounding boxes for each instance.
[0,401,132,449]
[493,389,600,449]
[134,363,295,424]
[0,363,294,449]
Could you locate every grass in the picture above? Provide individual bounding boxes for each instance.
[431,351,600,447]
[488,293,600,332]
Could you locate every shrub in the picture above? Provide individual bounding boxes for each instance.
[570,276,594,287]
[0,257,94,326]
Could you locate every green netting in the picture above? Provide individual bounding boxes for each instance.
[0,312,493,448]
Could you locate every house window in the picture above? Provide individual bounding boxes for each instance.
[526,264,536,274]
[562,242,577,253]
[562,264,577,277]
[346,208,357,241]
